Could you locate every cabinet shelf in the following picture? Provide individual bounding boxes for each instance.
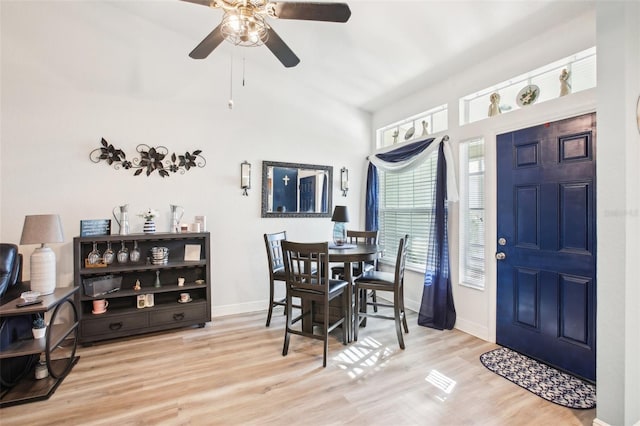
[80,260,207,276]
[82,298,207,317]
[78,282,207,301]
[73,232,211,344]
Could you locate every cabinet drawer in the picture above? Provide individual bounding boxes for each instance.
[82,312,149,337]
[149,303,207,326]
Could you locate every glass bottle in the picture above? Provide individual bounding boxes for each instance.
[103,241,115,265]
[130,241,141,263]
[117,241,129,263]
[154,270,161,288]
[88,242,101,265]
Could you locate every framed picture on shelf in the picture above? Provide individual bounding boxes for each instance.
[80,219,111,237]
[184,244,201,261]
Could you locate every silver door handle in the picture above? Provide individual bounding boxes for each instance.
[495,252,506,260]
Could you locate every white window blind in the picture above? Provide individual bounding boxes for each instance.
[459,139,485,288]
[378,151,438,270]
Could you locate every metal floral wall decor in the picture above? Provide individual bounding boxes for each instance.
[90,138,206,178]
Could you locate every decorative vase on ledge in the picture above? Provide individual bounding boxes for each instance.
[143,220,156,234]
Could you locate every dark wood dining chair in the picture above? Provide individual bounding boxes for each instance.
[281,241,349,367]
[264,231,289,327]
[331,229,380,311]
[354,234,410,349]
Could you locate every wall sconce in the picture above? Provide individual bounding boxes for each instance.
[340,167,349,197]
[241,161,251,196]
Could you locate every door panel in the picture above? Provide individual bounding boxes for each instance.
[496,113,596,382]
[299,176,316,212]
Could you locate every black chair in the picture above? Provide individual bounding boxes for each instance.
[264,231,289,327]
[331,230,379,312]
[0,243,22,298]
[354,235,409,349]
[282,241,349,367]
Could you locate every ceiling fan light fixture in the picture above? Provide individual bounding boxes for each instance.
[221,9,268,47]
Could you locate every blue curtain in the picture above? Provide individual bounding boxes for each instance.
[365,162,378,232]
[418,142,456,329]
[366,137,456,330]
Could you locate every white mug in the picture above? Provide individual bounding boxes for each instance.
[180,293,190,303]
[177,277,185,287]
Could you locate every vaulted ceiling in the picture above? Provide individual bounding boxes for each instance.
[3,0,595,112]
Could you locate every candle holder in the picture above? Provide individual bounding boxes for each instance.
[340,167,349,197]
[241,161,251,196]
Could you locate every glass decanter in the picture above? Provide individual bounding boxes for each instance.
[103,241,115,265]
[129,241,141,263]
[87,242,101,265]
[117,241,129,264]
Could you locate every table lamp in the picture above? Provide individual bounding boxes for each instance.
[331,205,349,246]
[20,214,64,295]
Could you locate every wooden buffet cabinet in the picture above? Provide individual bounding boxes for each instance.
[73,232,211,345]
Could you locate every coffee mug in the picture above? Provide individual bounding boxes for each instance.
[180,293,190,303]
[93,299,108,312]
[177,277,185,287]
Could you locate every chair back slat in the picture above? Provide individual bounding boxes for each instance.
[282,241,329,294]
[346,230,378,245]
[395,234,410,288]
[264,231,287,276]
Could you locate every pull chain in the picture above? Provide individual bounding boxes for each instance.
[228,52,234,109]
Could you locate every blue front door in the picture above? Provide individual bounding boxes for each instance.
[496,113,596,381]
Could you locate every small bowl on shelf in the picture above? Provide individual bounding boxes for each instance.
[21,291,40,302]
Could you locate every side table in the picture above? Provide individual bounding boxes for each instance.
[0,285,79,408]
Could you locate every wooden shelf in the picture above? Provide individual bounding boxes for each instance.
[0,286,79,408]
[0,357,79,408]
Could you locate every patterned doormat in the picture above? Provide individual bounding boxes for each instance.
[480,347,596,409]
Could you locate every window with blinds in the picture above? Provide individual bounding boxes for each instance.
[378,151,438,270]
[459,138,485,289]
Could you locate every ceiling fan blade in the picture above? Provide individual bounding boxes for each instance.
[189,24,225,59]
[271,2,351,23]
[264,27,300,68]
[180,0,216,7]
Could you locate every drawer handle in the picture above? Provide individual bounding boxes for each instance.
[109,322,123,330]
[173,313,185,321]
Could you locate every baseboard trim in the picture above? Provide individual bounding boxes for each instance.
[212,301,267,318]
[455,317,490,341]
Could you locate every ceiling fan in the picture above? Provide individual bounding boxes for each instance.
[181,0,351,68]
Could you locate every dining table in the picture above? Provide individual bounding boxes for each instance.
[302,243,382,342]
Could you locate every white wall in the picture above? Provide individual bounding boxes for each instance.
[595,2,640,425]
[0,1,371,316]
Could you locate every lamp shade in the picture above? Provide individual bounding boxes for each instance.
[20,214,64,295]
[20,215,64,245]
[331,206,350,223]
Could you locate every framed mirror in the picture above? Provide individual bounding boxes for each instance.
[262,161,333,218]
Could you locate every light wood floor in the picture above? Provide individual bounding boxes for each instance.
[0,309,595,426]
